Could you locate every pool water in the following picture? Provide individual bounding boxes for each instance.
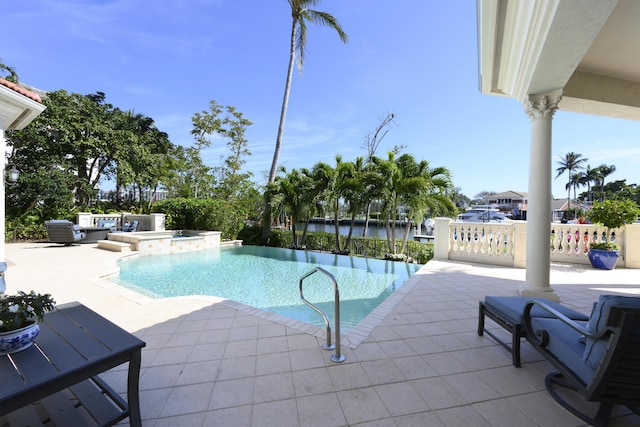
[114,246,422,331]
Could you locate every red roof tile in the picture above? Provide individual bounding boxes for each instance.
[0,77,42,103]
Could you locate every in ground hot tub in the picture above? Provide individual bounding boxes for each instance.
[106,230,225,255]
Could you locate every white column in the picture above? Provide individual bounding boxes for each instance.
[0,127,6,293]
[519,90,562,302]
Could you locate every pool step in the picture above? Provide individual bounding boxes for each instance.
[97,240,133,252]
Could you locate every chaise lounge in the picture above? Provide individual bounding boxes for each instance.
[523,295,640,426]
[45,220,86,246]
[478,296,589,367]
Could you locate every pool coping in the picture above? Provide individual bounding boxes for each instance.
[93,250,426,349]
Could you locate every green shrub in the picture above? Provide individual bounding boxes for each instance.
[152,198,246,240]
[588,199,640,230]
[266,229,291,248]
[258,229,433,264]
[5,216,47,242]
[415,244,434,264]
[589,241,620,251]
[236,224,262,245]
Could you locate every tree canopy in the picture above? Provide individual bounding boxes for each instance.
[7,90,173,212]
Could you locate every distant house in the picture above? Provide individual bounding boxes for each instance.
[483,191,589,222]
[551,198,591,223]
[486,191,528,220]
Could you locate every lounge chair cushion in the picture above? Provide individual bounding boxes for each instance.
[583,295,640,369]
[484,296,589,324]
[96,219,117,228]
[123,220,139,232]
[530,317,593,384]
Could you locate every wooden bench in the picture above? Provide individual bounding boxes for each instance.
[0,302,145,426]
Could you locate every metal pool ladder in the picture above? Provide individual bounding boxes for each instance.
[298,267,345,363]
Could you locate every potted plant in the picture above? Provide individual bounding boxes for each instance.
[0,290,55,354]
[587,199,640,270]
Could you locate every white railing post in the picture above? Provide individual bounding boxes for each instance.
[76,212,93,227]
[150,213,166,231]
[433,217,452,260]
[623,223,640,268]
[512,221,528,268]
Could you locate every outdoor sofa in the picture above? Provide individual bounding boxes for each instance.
[45,220,86,245]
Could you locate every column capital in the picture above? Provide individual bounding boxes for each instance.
[524,89,562,120]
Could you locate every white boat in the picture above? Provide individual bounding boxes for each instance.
[423,218,435,234]
[457,206,510,223]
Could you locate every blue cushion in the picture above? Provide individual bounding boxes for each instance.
[124,220,139,232]
[583,295,640,369]
[484,296,589,324]
[47,219,72,225]
[97,219,117,228]
[531,317,594,384]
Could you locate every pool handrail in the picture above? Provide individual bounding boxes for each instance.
[298,267,345,363]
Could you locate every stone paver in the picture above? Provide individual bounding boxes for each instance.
[4,242,640,426]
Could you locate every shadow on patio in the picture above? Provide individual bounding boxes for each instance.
[3,243,640,426]
[103,260,640,426]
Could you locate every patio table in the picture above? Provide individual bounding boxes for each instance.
[0,302,145,426]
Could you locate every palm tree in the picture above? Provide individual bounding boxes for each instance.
[579,165,600,203]
[394,155,456,254]
[555,152,588,214]
[268,1,348,183]
[262,1,348,244]
[595,163,617,187]
[566,172,583,211]
[269,167,313,248]
[368,152,455,255]
[339,157,367,249]
[0,59,19,83]
[592,164,616,202]
[309,156,353,253]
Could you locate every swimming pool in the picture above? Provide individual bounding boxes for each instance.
[113,246,422,331]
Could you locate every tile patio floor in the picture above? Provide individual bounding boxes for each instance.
[4,242,640,426]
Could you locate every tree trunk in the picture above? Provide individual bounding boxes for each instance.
[301,216,310,246]
[345,211,356,251]
[333,200,341,252]
[262,18,297,245]
[291,222,297,247]
[400,216,414,255]
[362,202,371,237]
[260,192,272,245]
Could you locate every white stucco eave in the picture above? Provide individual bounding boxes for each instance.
[0,85,46,131]
[477,0,618,102]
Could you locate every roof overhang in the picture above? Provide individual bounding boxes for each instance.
[0,83,46,131]
[477,0,640,121]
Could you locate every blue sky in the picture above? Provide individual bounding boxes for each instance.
[5,0,640,200]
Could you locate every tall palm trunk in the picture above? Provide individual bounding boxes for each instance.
[345,211,357,250]
[333,199,342,252]
[269,19,297,184]
[400,208,416,254]
[362,202,371,237]
[261,19,298,244]
[301,215,310,246]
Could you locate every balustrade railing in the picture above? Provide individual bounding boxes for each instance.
[549,224,621,263]
[433,218,640,269]
[449,223,514,266]
[76,212,166,232]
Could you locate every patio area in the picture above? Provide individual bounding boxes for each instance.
[4,242,640,426]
